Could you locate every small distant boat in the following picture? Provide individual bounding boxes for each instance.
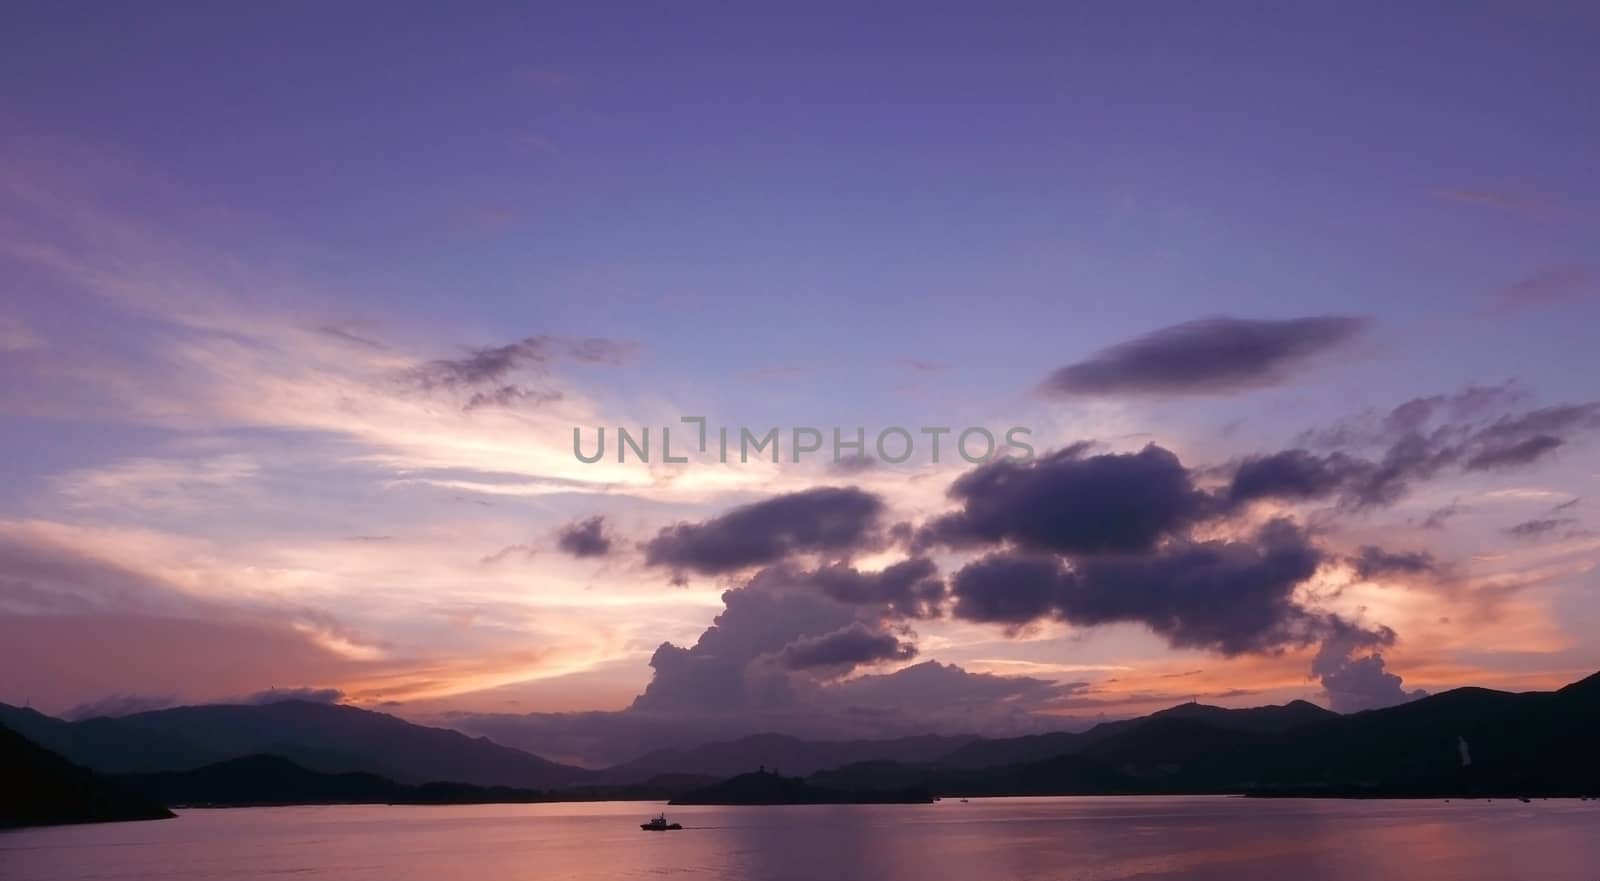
[641,813,682,831]
[1518,797,1532,804]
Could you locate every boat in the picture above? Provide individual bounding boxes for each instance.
[640,813,682,831]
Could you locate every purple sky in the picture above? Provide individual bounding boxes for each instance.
[2,4,1598,765]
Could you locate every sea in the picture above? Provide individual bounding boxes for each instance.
[3,795,1596,881]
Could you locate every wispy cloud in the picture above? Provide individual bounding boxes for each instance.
[1432,187,1553,219]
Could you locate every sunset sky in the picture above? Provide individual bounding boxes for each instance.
[3,4,1598,766]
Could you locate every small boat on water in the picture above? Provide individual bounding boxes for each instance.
[641,814,682,831]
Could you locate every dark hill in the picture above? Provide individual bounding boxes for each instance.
[671,769,933,805]
[0,722,173,828]
[0,703,215,773]
[118,754,559,807]
[811,753,1135,797]
[935,699,1333,770]
[0,700,591,789]
[600,732,975,783]
[1252,676,1600,796]
[809,674,1600,799]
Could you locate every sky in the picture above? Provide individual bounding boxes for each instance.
[2,3,1598,766]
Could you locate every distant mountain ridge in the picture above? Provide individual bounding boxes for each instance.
[670,768,933,805]
[0,722,173,828]
[0,700,592,789]
[935,699,1335,769]
[8,672,1598,799]
[814,673,1600,798]
[117,754,561,807]
[595,731,979,783]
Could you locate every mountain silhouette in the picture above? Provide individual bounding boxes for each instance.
[8,671,1597,802]
[935,699,1334,770]
[597,732,976,783]
[812,673,1600,798]
[117,753,566,806]
[117,753,715,807]
[0,722,173,828]
[670,768,933,805]
[0,700,590,788]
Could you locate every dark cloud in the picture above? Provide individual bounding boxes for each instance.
[1504,517,1577,539]
[403,335,631,413]
[1231,397,1599,509]
[923,444,1211,555]
[1472,402,1600,445]
[480,543,535,564]
[949,553,1070,625]
[1300,383,1526,450]
[800,557,945,620]
[408,338,544,391]
[1057,520,1336,656]
[1227,449,1364,507]
[464,385,562,411]
[555,516,613,559]
[1040,316,1369,398]
[1348,546,1444,580]
[779,623,916,671]
[1464,434,1563,471]
[644,487,886,576]
[408,335,632,391]
[950,520,1358,656]
[1421,501,1466,530]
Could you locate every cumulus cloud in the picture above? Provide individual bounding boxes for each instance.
[1040,316,1369,397]
[1227,449,1365,507]
[949,519,1361,656]
[644,487,886,576]
[555,515,613,558]
[448,659,1076,766]
[922,444,1211,555]
[779,622,917,671]
[1311,624,1426,713]
[799,557,945,620]
[631,561,916,713]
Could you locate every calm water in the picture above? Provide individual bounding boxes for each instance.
[2,797,1597,881]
